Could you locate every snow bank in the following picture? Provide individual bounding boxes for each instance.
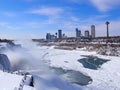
[0,71,23,90]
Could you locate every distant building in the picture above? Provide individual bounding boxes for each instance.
[85,30,89,37]
[46,33,56,40]
[62,33,65,38]
[46,33,51,40]
[105,21,110,38]
[78,30,81,37]
[76,28,81,37]
[51,35,56,40]
[58,29,62,39]
[76,28,79,37]
[55,32,57,38]
[91,25,95,38]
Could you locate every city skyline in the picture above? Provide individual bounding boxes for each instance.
[46,26,95,40]
[0,0,120,39]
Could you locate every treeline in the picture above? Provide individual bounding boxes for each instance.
[0,39,13,43]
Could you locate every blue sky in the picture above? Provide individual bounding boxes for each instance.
[0,0,120,39]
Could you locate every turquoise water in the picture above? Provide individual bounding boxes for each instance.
[50,67,92,85]
[78,55,109,70]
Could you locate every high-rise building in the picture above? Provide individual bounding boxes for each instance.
[76,28,81,37]
[85,30,89,37]
[91,25,95,38]
[51,35,56,40]
[76,28,79,37]
[46,33,51,40]
[78,30,81,37]
[58,29,62,39]
[46,33,56,40]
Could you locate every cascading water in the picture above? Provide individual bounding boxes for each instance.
[0,54,11,71]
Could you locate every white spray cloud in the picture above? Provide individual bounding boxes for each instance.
[90,0,120,12]
[2,39,49,73]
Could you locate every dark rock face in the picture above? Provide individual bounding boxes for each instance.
[0,54,11,71]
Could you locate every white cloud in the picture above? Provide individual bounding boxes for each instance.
[90,0,120,12]
[2,12,17,17]
[0,22,20,30]
[26,6,66,25]
[0,22,8,27]
[25,22,41,28]
[70,16,80,22]
[67,0,120,12]
[28,7,63,16]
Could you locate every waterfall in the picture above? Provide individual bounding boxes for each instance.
[0,54,11,71]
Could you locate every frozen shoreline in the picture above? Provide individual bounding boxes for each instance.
[39,45,120,90]
[0,41,120,90]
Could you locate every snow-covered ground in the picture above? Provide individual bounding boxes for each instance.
[0,70,34,90]
[0,40,120,90]
[0,71,22,90]
[0,68,82,90]
[0,41,82,90]
[35,45,120,90]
